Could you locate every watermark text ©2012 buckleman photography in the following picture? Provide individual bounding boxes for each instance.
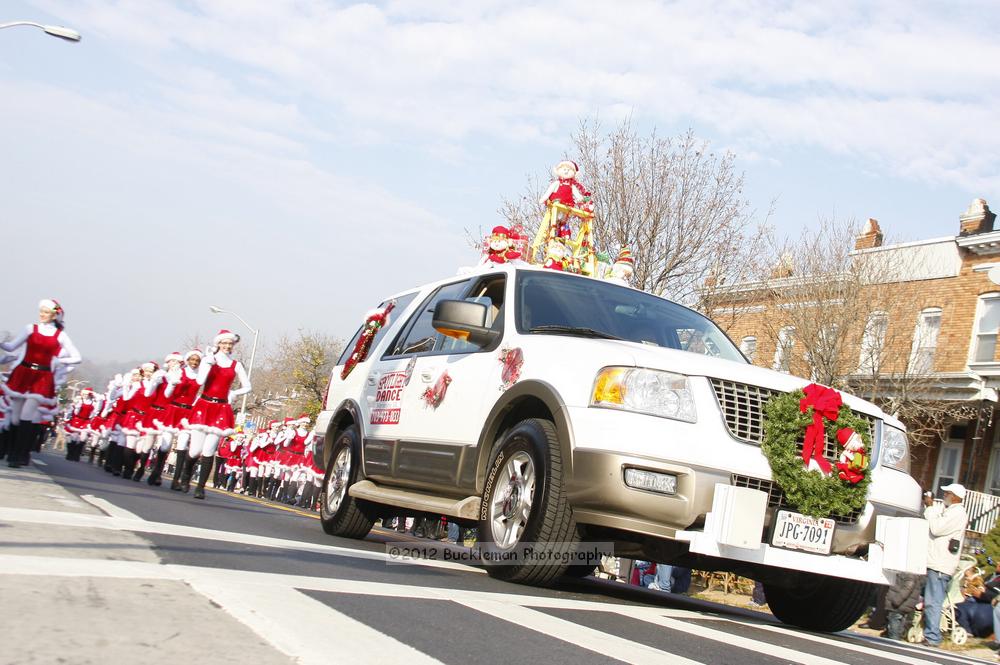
[385,542,615,566]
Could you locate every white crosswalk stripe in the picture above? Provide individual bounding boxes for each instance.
[0,495,979,665]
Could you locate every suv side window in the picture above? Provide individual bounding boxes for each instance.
[386,280,472,357]
[440,275,506,354]
[337,292,418,366]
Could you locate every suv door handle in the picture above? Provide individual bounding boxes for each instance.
[421,370,434,383]
[367,372,378,386]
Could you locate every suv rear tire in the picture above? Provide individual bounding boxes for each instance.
[479,418,578,586]
[319,425,374,539]
[764,576,873,632]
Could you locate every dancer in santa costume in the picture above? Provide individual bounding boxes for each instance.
[143,352,183,486]
[183,330,251,500]
[272,417,298,501]
[98,374,124,472]
[64,388,98,461]
[253,420,281,499]
[116,367,148,479]
[164,350,203,491]
[281,415,313,504]
[1,299,82,467]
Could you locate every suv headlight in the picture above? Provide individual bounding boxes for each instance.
[591,367,697,423]
[881,425,909,473]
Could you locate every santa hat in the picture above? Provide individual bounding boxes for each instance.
[164,351,184,363]
[491,225,510,237]
[553,160,579,175]
[213,329,240,345]
[39,298,64,323]
[183,349,203,362]
[141,361,158,372]
[81,387,94,395]
[837,428,860,446]
[295,414,310,424]
[615,247,634,266]
[268,420,280,429]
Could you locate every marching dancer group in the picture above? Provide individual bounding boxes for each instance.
[64,329,252,500]
[3,301,327,509]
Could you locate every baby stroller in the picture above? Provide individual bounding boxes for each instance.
[907,555,979,645]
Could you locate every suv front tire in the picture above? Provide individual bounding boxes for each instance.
[479,418,579,586]
[320,424,375,539]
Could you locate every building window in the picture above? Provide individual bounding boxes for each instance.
[988,431,1000,497]
[739,336,757,362]
[858,312,888,373]
[933,439,964,498]
[908,307,942,374]
[772,326,794,373]
[972,293,1000,364]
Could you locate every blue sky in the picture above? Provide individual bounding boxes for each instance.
[2,0,998,362]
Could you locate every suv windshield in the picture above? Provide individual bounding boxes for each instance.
[515,270,745,363]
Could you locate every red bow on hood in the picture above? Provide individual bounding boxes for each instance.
[798,383,841,474]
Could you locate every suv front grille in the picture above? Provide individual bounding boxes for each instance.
[732,474,862,525]
[709,378,877,463]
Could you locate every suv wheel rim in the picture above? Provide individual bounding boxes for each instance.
[326,446,351,514]
[489,451,535,549]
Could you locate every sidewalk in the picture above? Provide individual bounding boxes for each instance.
[0,458,293,665]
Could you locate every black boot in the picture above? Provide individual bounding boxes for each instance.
[7,424,30,468]
[32,426,46,453]
[0,425,12,460]
[104,441,121,473]
[88,445,97,464]
[132,452,150,482]
[170,450,188,491]
[120,448,136,480]
[180,455,196,493]
[147,451,167,486]
[193,457,213,500]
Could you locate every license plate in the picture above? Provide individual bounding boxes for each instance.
[771,510,835,555]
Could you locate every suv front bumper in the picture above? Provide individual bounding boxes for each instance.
[564,406,921,555]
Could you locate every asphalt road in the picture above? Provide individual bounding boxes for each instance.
[31,450,991,665]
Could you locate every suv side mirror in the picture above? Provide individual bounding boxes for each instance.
[433,300,499,347]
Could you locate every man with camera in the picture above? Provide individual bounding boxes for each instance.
[921,483,969,646]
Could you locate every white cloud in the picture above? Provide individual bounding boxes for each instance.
[30,0,999,193]
[6,0,1000,359]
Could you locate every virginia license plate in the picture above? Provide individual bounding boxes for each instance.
[771,510,835,555]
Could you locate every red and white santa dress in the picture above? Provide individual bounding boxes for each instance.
[64,388,97,461]
[144,352,185,487]
[185,330,250,500]
[254,421,281,499]
[284,416,314,504]
[164,350,204,492]
[116,368,149,479]
[1,301,81,411]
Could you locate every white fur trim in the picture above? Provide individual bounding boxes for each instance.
[0,383,58,407]
[213,331,239,345]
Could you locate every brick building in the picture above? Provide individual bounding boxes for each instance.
[712,198,1000,497]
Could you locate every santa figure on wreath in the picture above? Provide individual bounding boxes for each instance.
[835,427,868,484]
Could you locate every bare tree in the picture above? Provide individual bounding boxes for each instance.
[255,330,343,420]
[496,118,768,309]
[730,217,975,446]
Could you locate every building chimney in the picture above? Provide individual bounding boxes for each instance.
[855,218,883,250]
[960,198,996,235]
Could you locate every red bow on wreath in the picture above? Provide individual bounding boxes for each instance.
[798,383,841,475]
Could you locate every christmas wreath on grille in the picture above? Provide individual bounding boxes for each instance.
[761,383,873,519]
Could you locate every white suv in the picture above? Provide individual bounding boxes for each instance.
[315,262,924,632]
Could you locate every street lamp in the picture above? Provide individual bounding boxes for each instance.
[0,21,81,42]
[209,305,259,425]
